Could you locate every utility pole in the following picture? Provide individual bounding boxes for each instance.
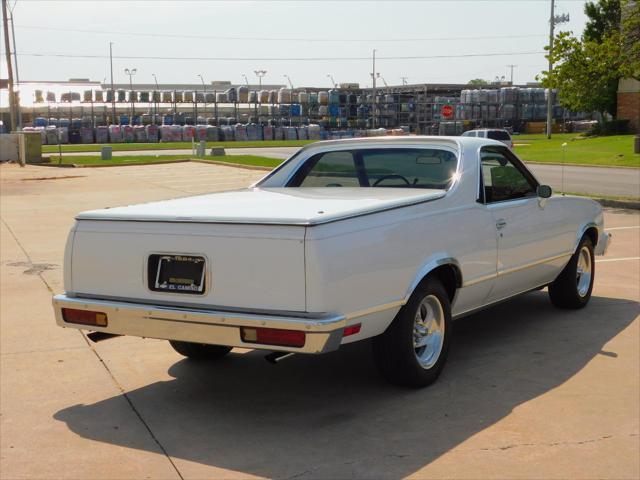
[401,76,408,86]
[2,0,16,132]
[546,0,555,139]
[506,64,517,85]
[371,49,377,128]
[546,1,569,139]
[109,42,116,124]
[8,5,20,128]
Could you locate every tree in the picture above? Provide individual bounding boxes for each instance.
[467,79,489,86]
[539,0,639,120]
[583,0,621,41]
[621,0,640,79]
[541,31,623,119]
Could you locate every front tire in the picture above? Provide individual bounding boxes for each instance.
[372,278,452,388]
[548,236,595,309]
[169,340,232,360]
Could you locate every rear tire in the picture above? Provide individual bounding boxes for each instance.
[372,278,452,388]
[548,236,595,309]
[169,340,232,360]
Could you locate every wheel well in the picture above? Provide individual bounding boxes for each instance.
[427,264,461,302]
[583,227,598,247]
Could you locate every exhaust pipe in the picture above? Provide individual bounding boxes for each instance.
[264,352,296,364]
[86,332,122,343]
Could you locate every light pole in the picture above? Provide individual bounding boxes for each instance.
[109,42,115,124]
[327,74,337,88]
[197,73,206,108]
[124,67,137,121]
[254,69,267,88]
[371,49,377,128]
[283,74,294,89]
[152,73,159,123]
[506,64,517,85]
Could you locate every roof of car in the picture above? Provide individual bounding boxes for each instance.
[298,135,505,151]
[466,128,511,132]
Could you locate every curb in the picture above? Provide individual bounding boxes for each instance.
[34,158,275,171]
[524,161,639,170]
[596,198,640,210]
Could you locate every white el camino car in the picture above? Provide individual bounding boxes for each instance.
[53,136,611,387]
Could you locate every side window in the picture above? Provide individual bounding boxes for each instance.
[297,151,359,187]
[480,148,538,203]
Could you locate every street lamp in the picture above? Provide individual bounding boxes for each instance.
[197,74,207,115]
[283,74,294,89]
[152,73,159,122]
[124,67,137,120]
[254,69,267,88]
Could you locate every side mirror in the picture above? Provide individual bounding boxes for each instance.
[537,184,552,198]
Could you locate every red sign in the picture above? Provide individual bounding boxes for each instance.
[441,105,454,118]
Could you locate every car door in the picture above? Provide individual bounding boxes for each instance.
[479,146,569,302]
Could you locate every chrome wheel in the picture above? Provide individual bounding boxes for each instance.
[413,295,446,369]
[576,246,592,297]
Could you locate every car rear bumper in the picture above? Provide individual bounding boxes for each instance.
[52,294,346,354]
[595,231,612,256]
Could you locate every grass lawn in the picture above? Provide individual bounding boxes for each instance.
[45,154,282,168]
[41,139,315,154]
[513,133,639,168]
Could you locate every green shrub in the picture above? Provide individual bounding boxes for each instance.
[591,119,631,135]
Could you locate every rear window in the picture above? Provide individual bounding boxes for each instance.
[289,148,458,190]
[487,130,511,141]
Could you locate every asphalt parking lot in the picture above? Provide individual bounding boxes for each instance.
[1,162,638,479]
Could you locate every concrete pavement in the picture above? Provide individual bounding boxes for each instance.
[1,162,638,479]
[61,145,640,197]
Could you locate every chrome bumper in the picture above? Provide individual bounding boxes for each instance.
[52,294,346,354]
[595,231,612,256]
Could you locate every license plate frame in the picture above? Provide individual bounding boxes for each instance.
[148,254,206,295]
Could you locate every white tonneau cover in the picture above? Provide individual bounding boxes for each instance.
[76,187,445,225]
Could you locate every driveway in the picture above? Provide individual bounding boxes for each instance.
[1,162,638,479]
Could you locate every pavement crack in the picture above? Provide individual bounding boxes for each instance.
[80,333,185,480]
[1,218,55,294]
[475,433,634,452]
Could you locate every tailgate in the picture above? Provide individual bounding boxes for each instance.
[70,220,306,311]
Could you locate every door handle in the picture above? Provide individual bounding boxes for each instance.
[496,219,507,230]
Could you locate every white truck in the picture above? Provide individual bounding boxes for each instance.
[53,136,610,387]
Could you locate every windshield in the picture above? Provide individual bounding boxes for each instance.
[287,148,458,189]
[487,130,511,141]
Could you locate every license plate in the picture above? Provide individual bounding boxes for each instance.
[148,254,206,294]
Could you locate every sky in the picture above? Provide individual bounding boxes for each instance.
[1,0,590,88]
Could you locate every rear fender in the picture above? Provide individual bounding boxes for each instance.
[404,254,462,302]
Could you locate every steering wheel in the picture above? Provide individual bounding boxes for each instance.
[372,174,411,187]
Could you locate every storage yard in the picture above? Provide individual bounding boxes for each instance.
[10,81,592,145]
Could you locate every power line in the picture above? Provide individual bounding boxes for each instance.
[14,24,547,43]
[17,51,545,61]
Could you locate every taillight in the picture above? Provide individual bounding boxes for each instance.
[62,308,108,327]
[240,327,305,348]
[342,324,362,337]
